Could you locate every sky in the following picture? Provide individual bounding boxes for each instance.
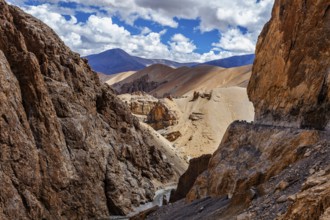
[7,0,274,62]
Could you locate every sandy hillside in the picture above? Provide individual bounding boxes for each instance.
[160,87,254,159]
[117,87,254,160]
[107,64,252,97]
[105,71,136,84]
[106,64,255,159]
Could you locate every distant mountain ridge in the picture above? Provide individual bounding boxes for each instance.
[85,49,146,75]
[85,48,255,75]
[202,54,255,68]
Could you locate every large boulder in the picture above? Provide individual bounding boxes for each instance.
[248,0,330,130]
[147,101,178,130]
[0,1,176,219]
[119,91,159,115]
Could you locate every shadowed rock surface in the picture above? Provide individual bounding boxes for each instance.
[0,1,178,219]
[170,154,211,203]
[148,0,330,219]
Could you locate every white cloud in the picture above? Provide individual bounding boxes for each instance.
[169,34,196,53]
[11,0,273,32]
[212,29,255,53]
[8,0,275,62]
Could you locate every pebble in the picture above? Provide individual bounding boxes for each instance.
[276,195,287,203]
[304,150,311,157]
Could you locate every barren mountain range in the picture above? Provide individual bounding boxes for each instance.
[86,48,254,75]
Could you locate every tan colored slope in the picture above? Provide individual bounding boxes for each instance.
[108,64,174,92]
[162,87,254,159]
[108,64,252,97]
[152,65,252,97]
[105,70,136,85]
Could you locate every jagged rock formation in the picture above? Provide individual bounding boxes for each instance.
[148,0,330,219]
[190,91,212,101]
[0,1,178,219]
[119,91,159,115]
[248,0,330,130]
[118,93,178,131]
[170,154,211,203]
[163,131,182,142]
[148,126,329,219]
[120,74,168,95]
[147,101,178,130]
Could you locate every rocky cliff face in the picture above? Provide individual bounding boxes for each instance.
[0,1,177,219]
[147,101,178,130]
[148,0,330,219]
[248,0,330,130]
[170,154,211,203]
[119,92,159,115]
[186,122,329,218]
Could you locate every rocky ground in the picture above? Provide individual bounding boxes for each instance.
[148,123,330,220]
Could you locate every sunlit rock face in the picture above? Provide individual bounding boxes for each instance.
[148,1,330,219]
[0,0,176,219]
[248,0,330,130]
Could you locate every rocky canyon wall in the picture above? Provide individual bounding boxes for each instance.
[248,0,330,130]
[0,0,177,219]
[149,0,330,219]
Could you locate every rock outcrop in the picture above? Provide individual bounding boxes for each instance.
[163,131,182,142]
[119,74,168,95]
[170,154,211,203]
[147,101,178,130]
[119,91,159,115]
[248,0,330,130]
[148,0,330,219]
[0,1,177,219]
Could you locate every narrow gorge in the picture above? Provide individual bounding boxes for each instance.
[148,0,330,219]
[0,0,329,219]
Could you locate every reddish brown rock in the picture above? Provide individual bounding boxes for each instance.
[248,0,330,130]
[170,154,211,203]
[0,1,176,219]
[164,131,182,142]
[147,101,177,130]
